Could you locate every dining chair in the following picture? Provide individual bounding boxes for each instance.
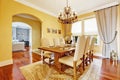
[53,38,60,47]
[84,36,90,66]
[41,37,54,65]
[59,35,86,80]
[59,37,65,46]
[89,37,96,62]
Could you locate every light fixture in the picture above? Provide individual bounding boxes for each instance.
[58,0,78,24]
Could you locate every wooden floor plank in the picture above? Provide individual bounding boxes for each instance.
[0,48,120,80]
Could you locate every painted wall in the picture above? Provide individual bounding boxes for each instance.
[13,16,41,49]
[78,12,95,19]
[0,0,63,64]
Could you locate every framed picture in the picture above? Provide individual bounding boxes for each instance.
[52,29,55,33]
[58,30,61,34]
[54,29,57,34]
[52,29,57,34]
[47,28,51,33]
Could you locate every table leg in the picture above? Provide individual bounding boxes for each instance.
[54,53,62,72]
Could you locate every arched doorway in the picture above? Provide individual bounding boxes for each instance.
[12,13,42,63]
[12,22,32,50]
[12,13,42,50]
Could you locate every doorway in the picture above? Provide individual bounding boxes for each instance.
[12,22,32,51]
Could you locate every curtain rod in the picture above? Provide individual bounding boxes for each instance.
[94,4,119,12]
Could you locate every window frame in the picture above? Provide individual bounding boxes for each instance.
[71,17,100,45]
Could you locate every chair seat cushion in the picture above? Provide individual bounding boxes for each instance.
[59,56,82,67]
[44,52,52,58]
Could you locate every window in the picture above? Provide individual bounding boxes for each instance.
[71,17,100,45]
[84,18,99,45]
[71,21,82,35]
[84,18,98,35]
[71,21,82,43]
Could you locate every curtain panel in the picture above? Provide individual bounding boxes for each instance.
[117,5,120,60]
[95,6,117,58]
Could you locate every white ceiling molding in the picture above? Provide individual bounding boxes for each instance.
[93,1,119,11]
[78,1,119,15]
[15,0,120,17]
[16,14,39,21]
[15,0,57,17]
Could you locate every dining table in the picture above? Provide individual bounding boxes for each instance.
[38,45,75,71]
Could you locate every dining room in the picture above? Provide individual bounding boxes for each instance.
[0,0,120,80]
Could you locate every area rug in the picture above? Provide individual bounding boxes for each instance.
[20,59,101,80]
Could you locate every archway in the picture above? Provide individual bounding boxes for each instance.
[12,13,42,50]
[12,13,42,63]
[12,22,32,50]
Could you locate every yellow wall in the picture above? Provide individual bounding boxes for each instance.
[13,16,41,49]
[0,0,63,63]
[78,12,95,19]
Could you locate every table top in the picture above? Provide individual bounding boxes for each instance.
[38,46,75,54]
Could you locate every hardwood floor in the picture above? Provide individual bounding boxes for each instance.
[0,49,120,80]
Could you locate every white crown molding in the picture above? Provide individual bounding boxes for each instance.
[78,1,119,16]
[15,0,57,17]
[0,59,13,67]
[15,0,119,17]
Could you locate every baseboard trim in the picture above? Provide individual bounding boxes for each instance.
[0,59,13,67]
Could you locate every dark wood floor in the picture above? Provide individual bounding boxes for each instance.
[0,48,120,80]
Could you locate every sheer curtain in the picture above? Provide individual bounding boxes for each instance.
[117,5,120,60]
[95,6,117,58]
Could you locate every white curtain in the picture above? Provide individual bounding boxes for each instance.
[95,6,117,58]
[117,5,120,60]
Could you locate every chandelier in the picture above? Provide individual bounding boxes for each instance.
[58,0,78,24]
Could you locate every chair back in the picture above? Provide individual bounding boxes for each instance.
[89,37,96,51]
[41,37,50,47]
[84,36,90,54]
[53,38,60,46]
[59,37,65,45]
[74,35,86,61]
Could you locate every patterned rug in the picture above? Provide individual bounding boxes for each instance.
[20,59,101,80]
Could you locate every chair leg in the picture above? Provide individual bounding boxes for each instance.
[90,50,93,62]
[83,55,85,70]
[73,61,77,80]
[89,51,93,62]
[89,53,91,63]
[43,56,45,63]
[85,57,88,66]
[49,57,51,66]
[92,52,93,61]
[85,53,89,66]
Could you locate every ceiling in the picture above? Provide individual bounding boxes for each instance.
[15,0,120,17]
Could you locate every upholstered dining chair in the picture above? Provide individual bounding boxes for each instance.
[89,37,96,62]
[53,38,60,47]
[41,38,54,65]
[59,37,65,46]
[59,35,86,80]
[84,36,91,66]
